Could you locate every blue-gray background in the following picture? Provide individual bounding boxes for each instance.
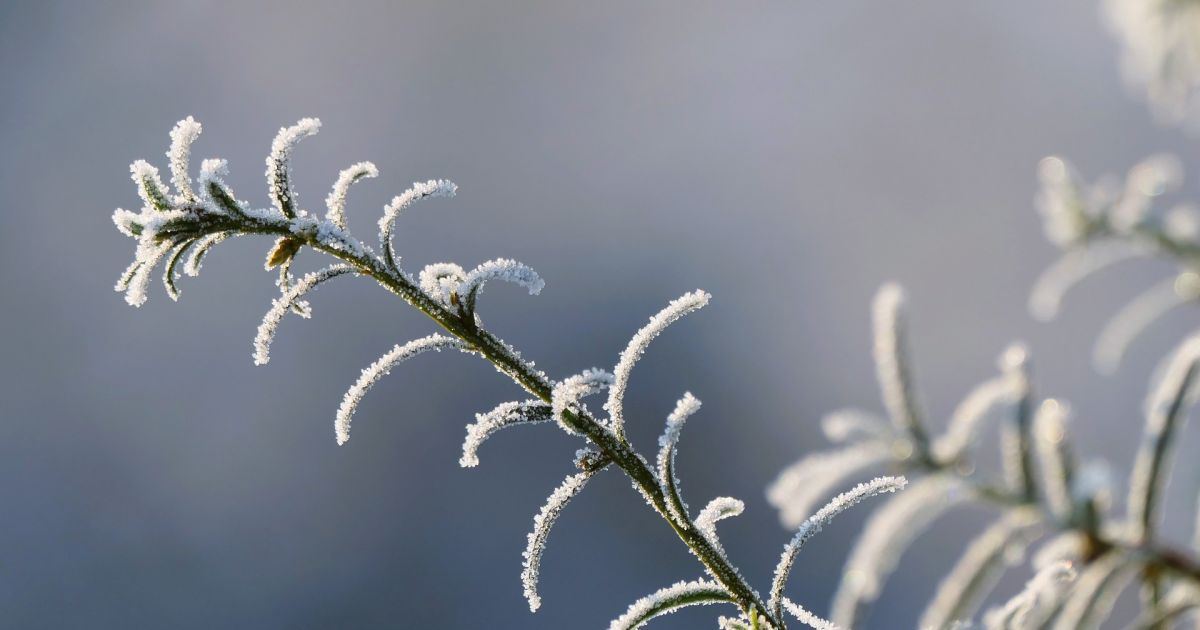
[3,1,1198,628]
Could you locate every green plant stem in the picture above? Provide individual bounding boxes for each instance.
[204,218,782,627]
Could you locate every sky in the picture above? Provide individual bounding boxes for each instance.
[2,1,1198,628]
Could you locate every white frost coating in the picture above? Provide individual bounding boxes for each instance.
[1029,243,1143,321]
[166,116,201,201]
[1035,156,1094,248]
[121,241,172,307]
[767,443,892,529]
[996,344,1033,496]
[830,475,969,627]
[130,160,172,210]
[919,509,1042,630]
[606,290,711,437]
[781,598,839,630]
[1110,154,1183,232]
[336,334,468,445]
[933,374,1020,462]
[656,392,702,527]
[266,118,321,217]
[821,409,892,444]
[253,265,355,366]
[524,470,598,612]
[695,497,744,539]
[459,258,545,303]
[183,232,231,277]
[1033,400,1074,522]
[1104,0,1200,130]
[982,561,1077,629]
[378,179,458,266]
[1094,275,1200,374]
[112,208,142,238]
[551,368,614,434]
[607,579,731,630]
[1051,552,1136,630]
[872,283,929,444]
[419,263,467,306]
[325,161,378,230]
[771,476,907,621]
[1128,334,1200,541]
[693,496,744,561]
[460,400,551,468]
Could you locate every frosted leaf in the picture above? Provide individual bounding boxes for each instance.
[1094,274,1200,374]
[656,392,701,527]
[982,561,1077,629]
[606,290,711,438]
[1035,156,1094,248]
[767,443,892,529]
[1127,334,1200,542]
[335,334,469,445]
[933,371,1022,463]
[996,344,1034,498]
[460,400,552,468]
[919,508,1043,630]
[183,232,231,277]
[253,264,356,366]
[114,259,141,293]
[166,116,201,201]
[458,258,545,310]
[130,160,172,211]
[695,497,744,541]
[378,179,457,268]
[781,598,839,630]
[1109,154,1183,232]
[1127,583,1200,628]
[523,469,601,612]
[112,208,143,238]
[821,409,892,444]
[770,476,907,622]
[1029,243,1143,321]
[830,475,970,628]
[551,368,614,435]
[266,117,321,219]
[1104,0,1200,130]
[1032,399,1074,522]
[162,238,197,301]
[607,579,733,630]
[121,241,173,307]
[325,161,378,230]
[1050,552,1136,630]
[872,283,932,450]
[418,262,467,307]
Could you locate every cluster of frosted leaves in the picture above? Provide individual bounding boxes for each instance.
[115,118,564,450]
[455,290,906,628]
[1104,0,1200,132]
[767,283,1200,628]
[1030,154,1200,375]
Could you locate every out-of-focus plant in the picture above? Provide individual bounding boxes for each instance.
[1105,0,1200,132]
[768,154,1200,628]
[112,117,909,630]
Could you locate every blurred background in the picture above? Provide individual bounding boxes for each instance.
[2,1,1198,627]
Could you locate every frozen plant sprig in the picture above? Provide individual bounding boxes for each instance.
[112,117,901,629]
[768,282,1200,629]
